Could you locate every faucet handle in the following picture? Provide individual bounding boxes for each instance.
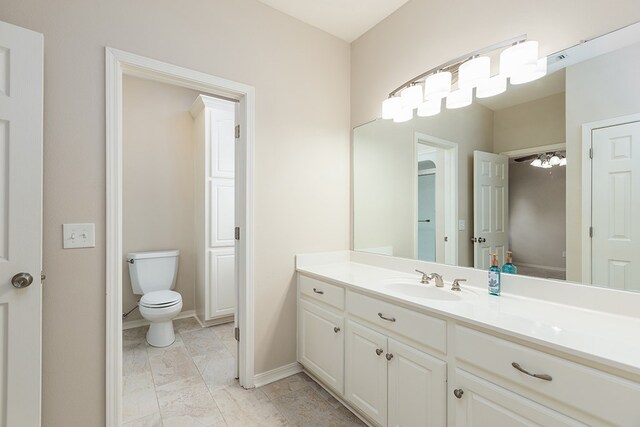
[451,279,466,291]
[415,269,429,284]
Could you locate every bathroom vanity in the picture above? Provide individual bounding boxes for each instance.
[296,251,640,427]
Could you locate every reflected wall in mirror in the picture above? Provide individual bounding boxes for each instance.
[353,22,640,292]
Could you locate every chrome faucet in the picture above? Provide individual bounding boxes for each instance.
[427,272,444,288]
[415,269,429,284]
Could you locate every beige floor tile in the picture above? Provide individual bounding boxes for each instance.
[174,317,203,335]
[181,327,232,358]
[124,342,151,376]
[123,372,160,423]
[148,345,201,387]
[157,376,226,427]
[123,411,163,427]
[194,354,236,390]
[272,386,365,427]
[211,383,289,427]
[124,326,149,348]
[211,322,234,340]
[260,372,316,400]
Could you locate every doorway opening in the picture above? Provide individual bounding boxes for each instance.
[414,133,458,265]
[106,48,255,425]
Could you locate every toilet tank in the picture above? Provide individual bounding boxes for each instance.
[127,250,179,295]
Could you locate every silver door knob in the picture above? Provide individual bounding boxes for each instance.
[453,388,464,399]
[12,272,34,288]
[478,237,486,243]
[386,353,394,361]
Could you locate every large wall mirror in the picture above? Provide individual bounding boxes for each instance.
[353,22,640,292]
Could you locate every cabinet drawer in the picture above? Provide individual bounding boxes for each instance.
[347,291,446,354]
[455,325,640,426]
[299,275,345,310]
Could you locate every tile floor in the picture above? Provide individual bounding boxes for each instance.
[123,317,365,427]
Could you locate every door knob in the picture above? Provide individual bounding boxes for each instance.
[375,348,383,356]
[12,272,34,288]
[471,237,477,243]
[478,237,486,243]
[385,353,394,361]
[453,388,464,399]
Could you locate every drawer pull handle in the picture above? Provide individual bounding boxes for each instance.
[376,348,383,356]
[512,362,553,381]
[378,312,396,322]
[312,288,324,295]
[453,388,464,399]
[334,326,340,333]
[386,353,394,361]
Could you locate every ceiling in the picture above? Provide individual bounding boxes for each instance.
[257,0,410,42]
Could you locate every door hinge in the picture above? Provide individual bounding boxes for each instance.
[589,148,593,159]
[235,226,240,240]
[589,226,593,238]
[234,327,240,341]
[235,125,240,139]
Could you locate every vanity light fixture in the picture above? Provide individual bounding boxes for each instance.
[381,35,547,121]
[530,152,566,168]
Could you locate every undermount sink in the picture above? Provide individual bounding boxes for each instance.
[383,279,474,301]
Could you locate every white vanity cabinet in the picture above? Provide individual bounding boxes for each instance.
[192,96,236,324]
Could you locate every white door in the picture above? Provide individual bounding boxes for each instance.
[453,370,583,426]
[473,151,509,269]
[233,101,244,381]
[0,21,43,426]
[591,121,640,291]
[345,320,388,427]
[298,300,344,393]
[387,338,446,427]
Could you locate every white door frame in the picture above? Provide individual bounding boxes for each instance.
[499,142,566,158]
[105,48,255,426]
[581,113,640,284]
[414,132,458,265]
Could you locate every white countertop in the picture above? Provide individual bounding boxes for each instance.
[297,259,640,377]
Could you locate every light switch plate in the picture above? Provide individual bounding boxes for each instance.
[458,220,466,231]
[63,223,95,249]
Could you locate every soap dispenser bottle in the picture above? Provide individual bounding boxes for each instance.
[488,253,501,296]
[502,251,517,275]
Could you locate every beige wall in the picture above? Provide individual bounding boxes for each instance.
[565,42,640,281]
[509,161,566,269]
[0,1,350,425]
[493,93,565,153]
[122,76,202,321]
[353,103,493,266]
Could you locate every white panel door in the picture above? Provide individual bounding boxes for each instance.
[453,370,584,427]
[387,338,446,427]
[207,99,235,179]
[208,248,235,318]
[473,151,509,269]
[345,320,388,427]
[298,300,344,393]
[209,179,235,247]
[0,21,43,427]
[591,122,640,291]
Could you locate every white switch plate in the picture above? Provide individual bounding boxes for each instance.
[63,223,95,249]
[458,220,466,231]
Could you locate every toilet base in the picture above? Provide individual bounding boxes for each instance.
[146,320,176,347]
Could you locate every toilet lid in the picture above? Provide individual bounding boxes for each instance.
[140,290,182,308]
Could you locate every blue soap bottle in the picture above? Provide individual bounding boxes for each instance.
[502,251,517,275]
[488,253,501,296]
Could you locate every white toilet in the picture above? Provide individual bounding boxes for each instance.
[127,250,183,347]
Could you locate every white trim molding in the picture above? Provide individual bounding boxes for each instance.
[253,362,303,388]
[499,142,566,158]
[106,47,256,426]
[580,113,640,285]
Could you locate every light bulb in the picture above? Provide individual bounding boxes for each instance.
[393,107,413,123]
[424,71,452,101]
[549,154,561,166]
[500,41,539,78]
[458,56,490,89]
[446,87,472,109]
[400,85,423,109]
[476,75,507,98]
[541,160,552,169]
[382,97,401,120]
[511,57,547,85]
[559,157,567,166]
[531,158,542,167]
[417,99,441,117]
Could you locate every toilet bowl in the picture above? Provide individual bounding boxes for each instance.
[127,250,182,347]
[139,290,183,347]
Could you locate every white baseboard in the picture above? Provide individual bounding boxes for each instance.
[517,262,567,272]
[194,313,234,328]
[253,362,302,388]
[122,310,196,330]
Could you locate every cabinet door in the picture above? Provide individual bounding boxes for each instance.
[345,320,388,427]
[208,248,235,319]
[387,338,446,427]
[452,369,586,427]
[298,299,344,393]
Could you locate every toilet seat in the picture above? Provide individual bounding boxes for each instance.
[140,290,182,308]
